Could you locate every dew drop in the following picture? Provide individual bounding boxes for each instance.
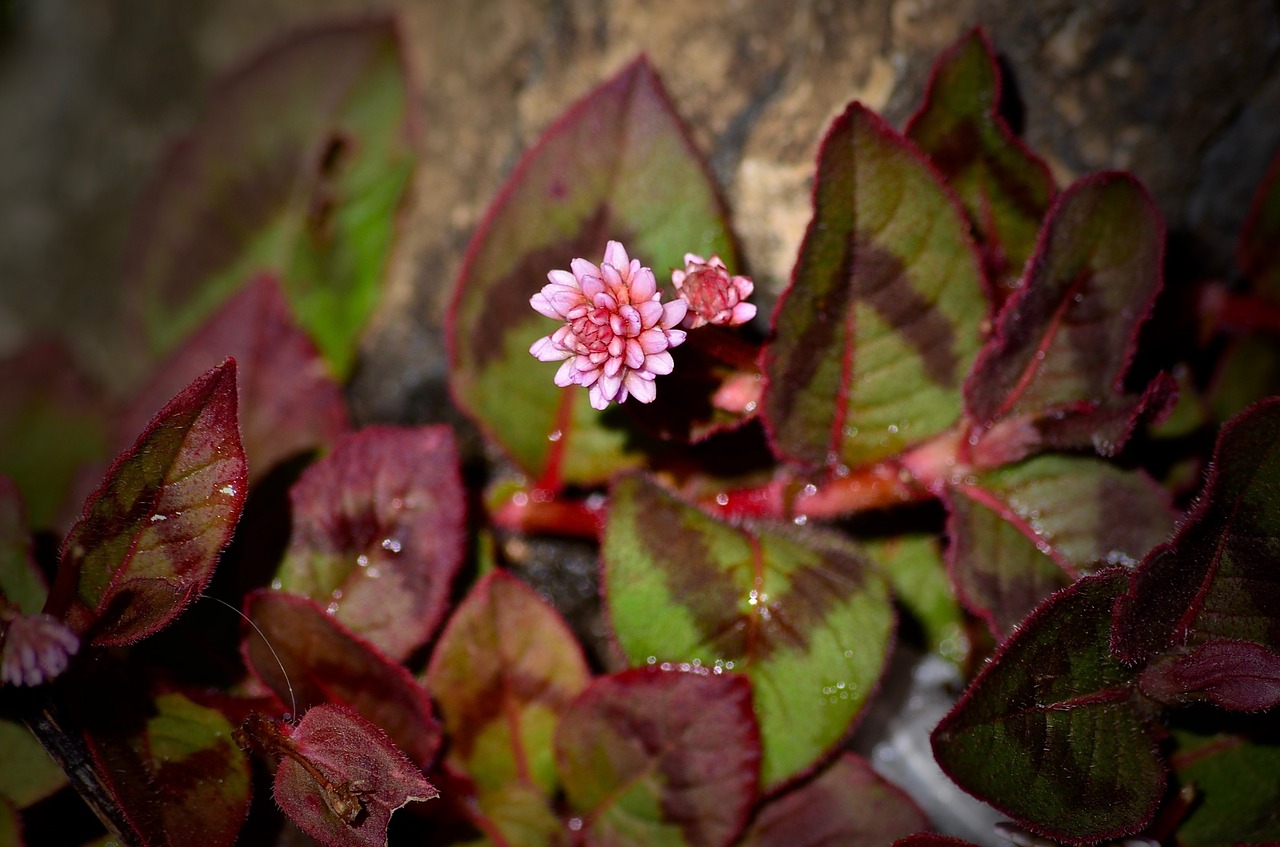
[512,491,529,507]
[568,818,583,832]
[326,602,339,615]
[356,554,370,567]
[547,429,563,442]
[367,566,381,579]
[843,649,853,658]
[270,578,282,590]
[744,400,758,413]
[220,485,237,496]
[887,424,899,434]
[381,538,402,554]
[646,656,657,665]
[390,497,404,510]
[1034,350,1046,361]
[715,492,729,507]
[793,514,808,526]
[331,589,344,601]
[834,463,851,478]
[802,483,818,497]
[150,513,167,522]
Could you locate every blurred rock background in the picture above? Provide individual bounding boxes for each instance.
[1,0,1278,421]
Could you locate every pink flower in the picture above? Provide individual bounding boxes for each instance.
[671,254,756,329]
[530,241,688,410]
[1,611,79,687]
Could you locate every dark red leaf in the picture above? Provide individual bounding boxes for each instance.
[1139,640,1280,712]
[48,360,246,646]
[932,570,1165,845]
[892,837,981,847]
[964,173,1165,457]
[242,705,437,847]
[1113,398,1280,664]
[737,753,927,847]
[555,668,760,847]
[275,425,464,660]
[242,589,441,767]
[120,275,348,486]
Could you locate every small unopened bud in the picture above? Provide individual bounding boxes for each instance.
[671,254,756,329]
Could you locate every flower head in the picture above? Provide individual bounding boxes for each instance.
[671,254,756,329]
[1,610,79,687]
[530,241,687,410]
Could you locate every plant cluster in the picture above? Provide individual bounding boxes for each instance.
[2,17,1279,847]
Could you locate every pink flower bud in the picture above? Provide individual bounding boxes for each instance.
[671,254,756,329]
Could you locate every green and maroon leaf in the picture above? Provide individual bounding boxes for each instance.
[932,570,1165,845]
[72,665,251,847]
[120,275,347,487]
[0,478,45,615]
[1112,398,1280,664]
[761,103,987,469]
[0,343,108,530]
[555,668,759,847]
[1138,640,1280,711]
[1239,149,1280,298]
[945,454,1173,638]
[269,705,438,847]
[275,425,463,660]
[964,173,1165,456]
[1168,724,1280,847]
[423,570,589,802]
[448,57,737,488]
[47,360,246,646]
[0,719,66,808]
[860,534,968,664]
[737,753,927,847]
[905,27,1055,299]
[242,589,441,766]
[603,475,894,789]
[126,18,416,376]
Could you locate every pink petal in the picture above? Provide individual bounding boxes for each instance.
[619,305,642,336]
[570,258,598,280]
[601,262,624,293]
[530,336,571,362]
[530,291,563,319]
[660,300,688,329]
[603,240,629,270]
[597,371,623,404]
[625,338,645,369]
[625,371,657,403]
[630,268,657,301]
[666,328,687,348]
[732,275,754,297]
[644,350,674,376]
[549,287,587,315]
[636,299,664,327]
[604,355,624,377]
[554,359,576,387]
[637,329,669,354]
[588,383,611,410]
[683,253,706,266]
[730,302,757,325]
[578,366,601,387]
[671,270,687,288]
[547,269,579,288]
[708,255,728,270]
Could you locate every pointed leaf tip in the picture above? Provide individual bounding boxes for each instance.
[50,359,246,646]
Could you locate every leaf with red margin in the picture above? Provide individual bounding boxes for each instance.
[70,661,251,847]
[1168,723,1280,847]
[603,475,894,789]
[905,27,1056,300]
[127,18,416,377]
[945,454,1173,638]
[1139,640,1280,711]
[762,103,987,469]
[120,275,348,487]
[964,173,1166,457]
[1240,149,1280,298]
[448,57,738,489]
[931,570,1165,846]
[1113,399,1280,664]
[737,753,927,847]
[256,705,438,847]
[242,590,441,767]
[423,570,589,840]
[275,425,464,661]
[0,343,108,530]
[555,668,760,847]
[47,360,246,646]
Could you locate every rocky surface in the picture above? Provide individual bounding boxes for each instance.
[1,0,1278,418]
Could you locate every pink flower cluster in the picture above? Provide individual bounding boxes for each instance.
[671,253,756,329]
[530,241,688,410]
[1,611,79,687]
